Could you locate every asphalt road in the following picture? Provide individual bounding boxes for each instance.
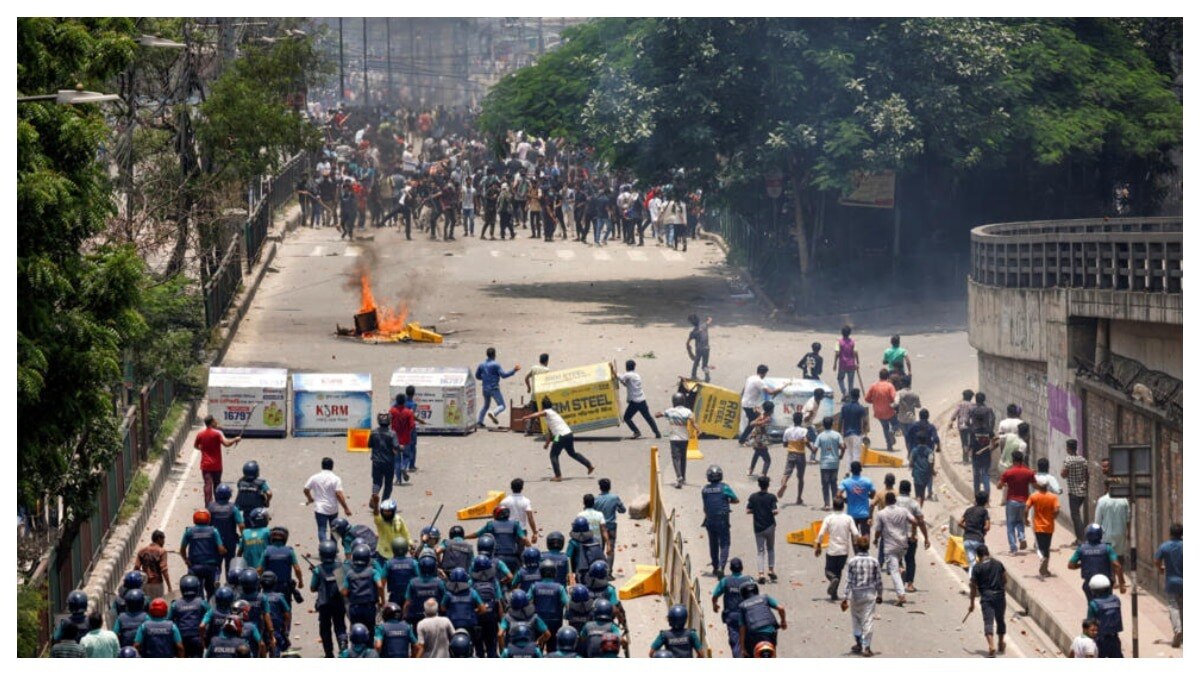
[135,221,1057,657]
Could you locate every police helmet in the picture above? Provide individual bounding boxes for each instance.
[260,570,278,591]
[592,598,614,621]
[382,603,401,621]
[391,536,410,557]
[571,516,591,534]
[1089,574,1112,591]
[123,570,146,590]
[148,598,169,619]
[476,534,496,555]
[269,525,289,543]
[248,507,269,528]
[653,648,675,657]
[192,509,211,525]
[546,531,565,551]
[318,539,339,561]
[1086,523,1104,544]
[672,392,688,407]
[124,589,146,613]
[351,537,367,551]
[67,590,89,614]
[242,461,260,479]
[493,505,511,521]
[222,615,243,636]
[556,625,579,651]
[232,599,251,618]
[706,465,724,483]
[118,646,140,657]
[425,526,441,542]
[538,559,558,580]
[449,525,465,540]
[667,603,688,629]
[729,557,744,574]
[239,568,260,592]
[740,581,760,598]
[213,586,235,611]
[377,411,391,427]
[510,589,531,610]
[214,483,233,502]
[379,499,397,516]
[522,547,542,568]
[350,623,371,645]
[179,574,201,598]
[447,567,470,592]
[418,554,438,576]
[472,555,493,573]
[449,630,474,657]
[351,544,372,565]
[588,560,610,582]
[510,622,534,644]
[600,632,621,654]
[569,585,590,604]
[754,641,776,658]
[331,518,350,535]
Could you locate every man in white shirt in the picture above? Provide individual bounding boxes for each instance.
[416,598,454,657]
[499,477,539,544]
[777,412,809,504]
[657,393,698,488]
[577,494,609,548]
[815,497,858,600]
[739,365,783,445]
[1069,619,1099,657]
[618,359,661,440]
[303,457,352,542]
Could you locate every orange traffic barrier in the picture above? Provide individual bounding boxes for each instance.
[457,490,506,520]
[618,564,664,600]
[786,520,830,547]
[945,535,968,567]
[346,428,371,452]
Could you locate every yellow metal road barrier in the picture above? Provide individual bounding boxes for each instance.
[686,428,704,460]
[457,490,506,520]
[618,564,664,600]
[945,535,968,567]
[861,440,905,468]
[786,520,830,547]
[346,428,370,452]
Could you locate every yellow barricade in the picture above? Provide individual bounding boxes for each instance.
[346,428,370,452]
[861,444,905,467]
[457,490,506,520]
[945,535,968,567]
[618,564,664,600]
[686,428,704,460]
[786,520,829,547]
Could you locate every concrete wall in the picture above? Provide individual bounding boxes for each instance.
[1110,320,1184,379]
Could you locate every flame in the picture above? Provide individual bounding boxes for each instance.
[358,272,409,335]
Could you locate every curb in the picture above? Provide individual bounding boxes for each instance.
[937,412,1075,654]
[697,230,782,317]
[80,204,302,620]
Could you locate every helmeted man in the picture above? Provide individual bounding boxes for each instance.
[114,589,150,649]
[580,599,624,658]
[332,517,379,556]
[448,629,474,658]
[375,602,419,658]
[237,507,271,570]
[1087,574,1124,658]
[260,570,292,657]
[55,590,90,642]
[702,465,739,578]
[471,554,505,657]
[546,625,581,658]
[133,597,184,657]
[309,538,348,657]
[258,525,304,607]
[565,584,593,634]
[441,566,486,649]
[499,589,551,649]
[1069,523,1126,602]
[438,525,475,576]
[231,598,266,657]
[180,510,226,600]
[373,498,410,562]
[237,568,272,645]
[206,483,243,578]
[340,623,379,658]
[501,622,543,658]
[403,554,446,627]
[234,460,272,522]
[649,604,704,657]
[564,516,606,583]
[168,574,208,657]
[111,570,145,616]
[542,531,571,585]
[200,585,235,643]
[512,547,544,593]
[343,543,383,634]
[711,556,753,658]
[738,581,786,657]
[469,504,528,572]
[204,616,248,658]
[383,536,418,607]
[531,558,569,652]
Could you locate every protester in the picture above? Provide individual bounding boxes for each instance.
[304,457,352,542]
[519,398,595,482]
[833,326,860,398]
[947,389,976,464]
[1060,438,1090,544]
[959,491,992,577]
[194,415,241,505]
[618,359,660,439]
[841,536,882,657]
[746,475,780,584]
[968,545,1008,657]
[815,497,857,600]
[134,530,171,599]
[997,450,1036,554]
[1026,476,1061,576]
[865,369,898,452]
[1153,523,1184,648]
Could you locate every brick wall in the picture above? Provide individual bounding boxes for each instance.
[977,352,1049,466]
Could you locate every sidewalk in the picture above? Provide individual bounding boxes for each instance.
[935,414,1181,658]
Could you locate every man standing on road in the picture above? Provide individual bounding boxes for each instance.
[1026,476,1061,576]
[873,492,916,606]
[658,393,699,488]
[686,314,713,383]
[389,395,416,485]
[893,377,921,452]
[519,398,596,482]
[417,598,455,658]
[816,417,847,510]
[959,492,992,577]
[500,478,539,545]
[816,497,857,600]
[841,535,882,657]
[1095,481,1131,575]
[840,390,868,466]
[777,412,808,505]
[476,347,521,428]
[702,465,739,579]
[948,389,976,464]
[797,342,823,380]
[135,530,171,600]
[194,415,241,505]
[618,359,660,439]
[968,544,1008,657]
[1060,439,1090,544]
[865,369,898,452]
[594,478,626,566]
[997,450,1036,554]
[969,392,997,501]
[838,462,875,535]
[895,481,931,593]
[369,412,400,503]
[1154,523,1184,648]
[834,326,859,399]
[747,476,780,584]
[739,365,782,446]
[305,457,352,542]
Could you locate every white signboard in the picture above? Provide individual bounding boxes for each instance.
[389,367,477,435]
[206,367,288,438]
[292,372,373,437]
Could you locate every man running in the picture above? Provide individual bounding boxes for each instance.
[1026,476,1061,576]
[686,314,713,383]
[841,536,882,657]
[816,497,857,600]
[476,347,521,428]
[618,359,660,440]
[738,365,782,446]
[520,398,595,482]
[865,369,898,452]
[968,544,1008,657]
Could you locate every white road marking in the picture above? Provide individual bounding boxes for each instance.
[593,249,611,261]
[627,250,648,261]
[930,534,1030,658]
[556,249,576,260]
[662,250,684,261]
[157,447,201,533]
[344,246,360,257]
[310,245,325,257]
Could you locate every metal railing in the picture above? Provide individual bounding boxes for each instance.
[649,446,713,656]
[971,217,1182,293]
[202,236,244,329]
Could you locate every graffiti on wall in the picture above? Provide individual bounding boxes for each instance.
[1047,383,1083,463]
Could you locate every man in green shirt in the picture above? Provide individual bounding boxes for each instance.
[882,334,912,380]
[80,612,120,658]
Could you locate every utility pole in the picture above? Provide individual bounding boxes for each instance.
[362,18,369,108]
[338,18,345,101]
[386,18,393,105]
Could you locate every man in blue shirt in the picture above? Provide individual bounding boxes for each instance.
[815,417,846,510]
[1154,523,1183,648]
[840,389,868,466]
[593,478,626,566]
[475,347,521,428]
[838,462,876,535]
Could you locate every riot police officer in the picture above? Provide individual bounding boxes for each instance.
[259,525,304,605]
[737,581,786,657]
[238,568,273,646]
[231,598,266,656]
[207,483,243,578]
[499,589,551,650]
[133,597,184,657]
[649,604,704,657]
[701,465,739,578]
[113,589,149,648]
[711,556,753,657]
[200,585,235,644]
[234,460,272,522]
[403,554,446,628]
[439,525,475,577]
[469,505,529,573]
[169,574,209,657]
[375,602,419,658]
[260,570,291,657]
[565,517,606,584]
[512,547,544,593]
[384,536,419,607]
[180,509,226,600]
[441,567,486,648]
[204,616,248,658]
[471,554,504,657]
[332,517,380,556]
[531,559,569,652]
[111,570,145,616]
[238,507,271,570]
[309,538,348,657]
[543,531,571,585]
[54,590,90,642]
[449,629,474,658]
[545,625,581,658]
[343,543,383,634]
[501,623,543,657]
[341,623,379,657]
[1069,524,1126,601]
[474,534,515,583]
[564,585,593,634]
[580,599,624,658]
[1087,574,1124,657]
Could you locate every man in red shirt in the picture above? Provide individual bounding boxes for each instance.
[194,414,240,504]
[389,394,416,485]
[997,450,1036,554]
[864,369,899,452]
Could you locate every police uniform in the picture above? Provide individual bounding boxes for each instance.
[384,555,419,607]
[205,633,249,657]
[169,595,209,657]
[206,499,243,577]
[531,580,568,652]
[478,519,525,572]
[403,574,446,626]
[472,562,504,657]
[234,476,269,522]
[263,589,291,656]
[310,560,348,658]
[375,618,417,658]
[739,593,780,654]
[651,627,702,657]
[134,617,182,658]
[712,573,752,658]
[501,641,543,657]
[1089,594,1124,658]
[180,525,224,599]
[344,561,382,634]
[439,538,475,575]
[113,610,147,649]
[565,534,606,579]
[701,482,737,576]
[580,620,622,658]
[1072,541,1118,601]
[543,549,571,585]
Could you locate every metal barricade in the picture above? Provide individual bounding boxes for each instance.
[649,446,712,656]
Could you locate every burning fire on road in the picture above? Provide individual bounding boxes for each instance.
[336,259,443,344]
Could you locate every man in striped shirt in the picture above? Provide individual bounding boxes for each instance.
[1059,439,1089,545]
[841,536,883,657]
